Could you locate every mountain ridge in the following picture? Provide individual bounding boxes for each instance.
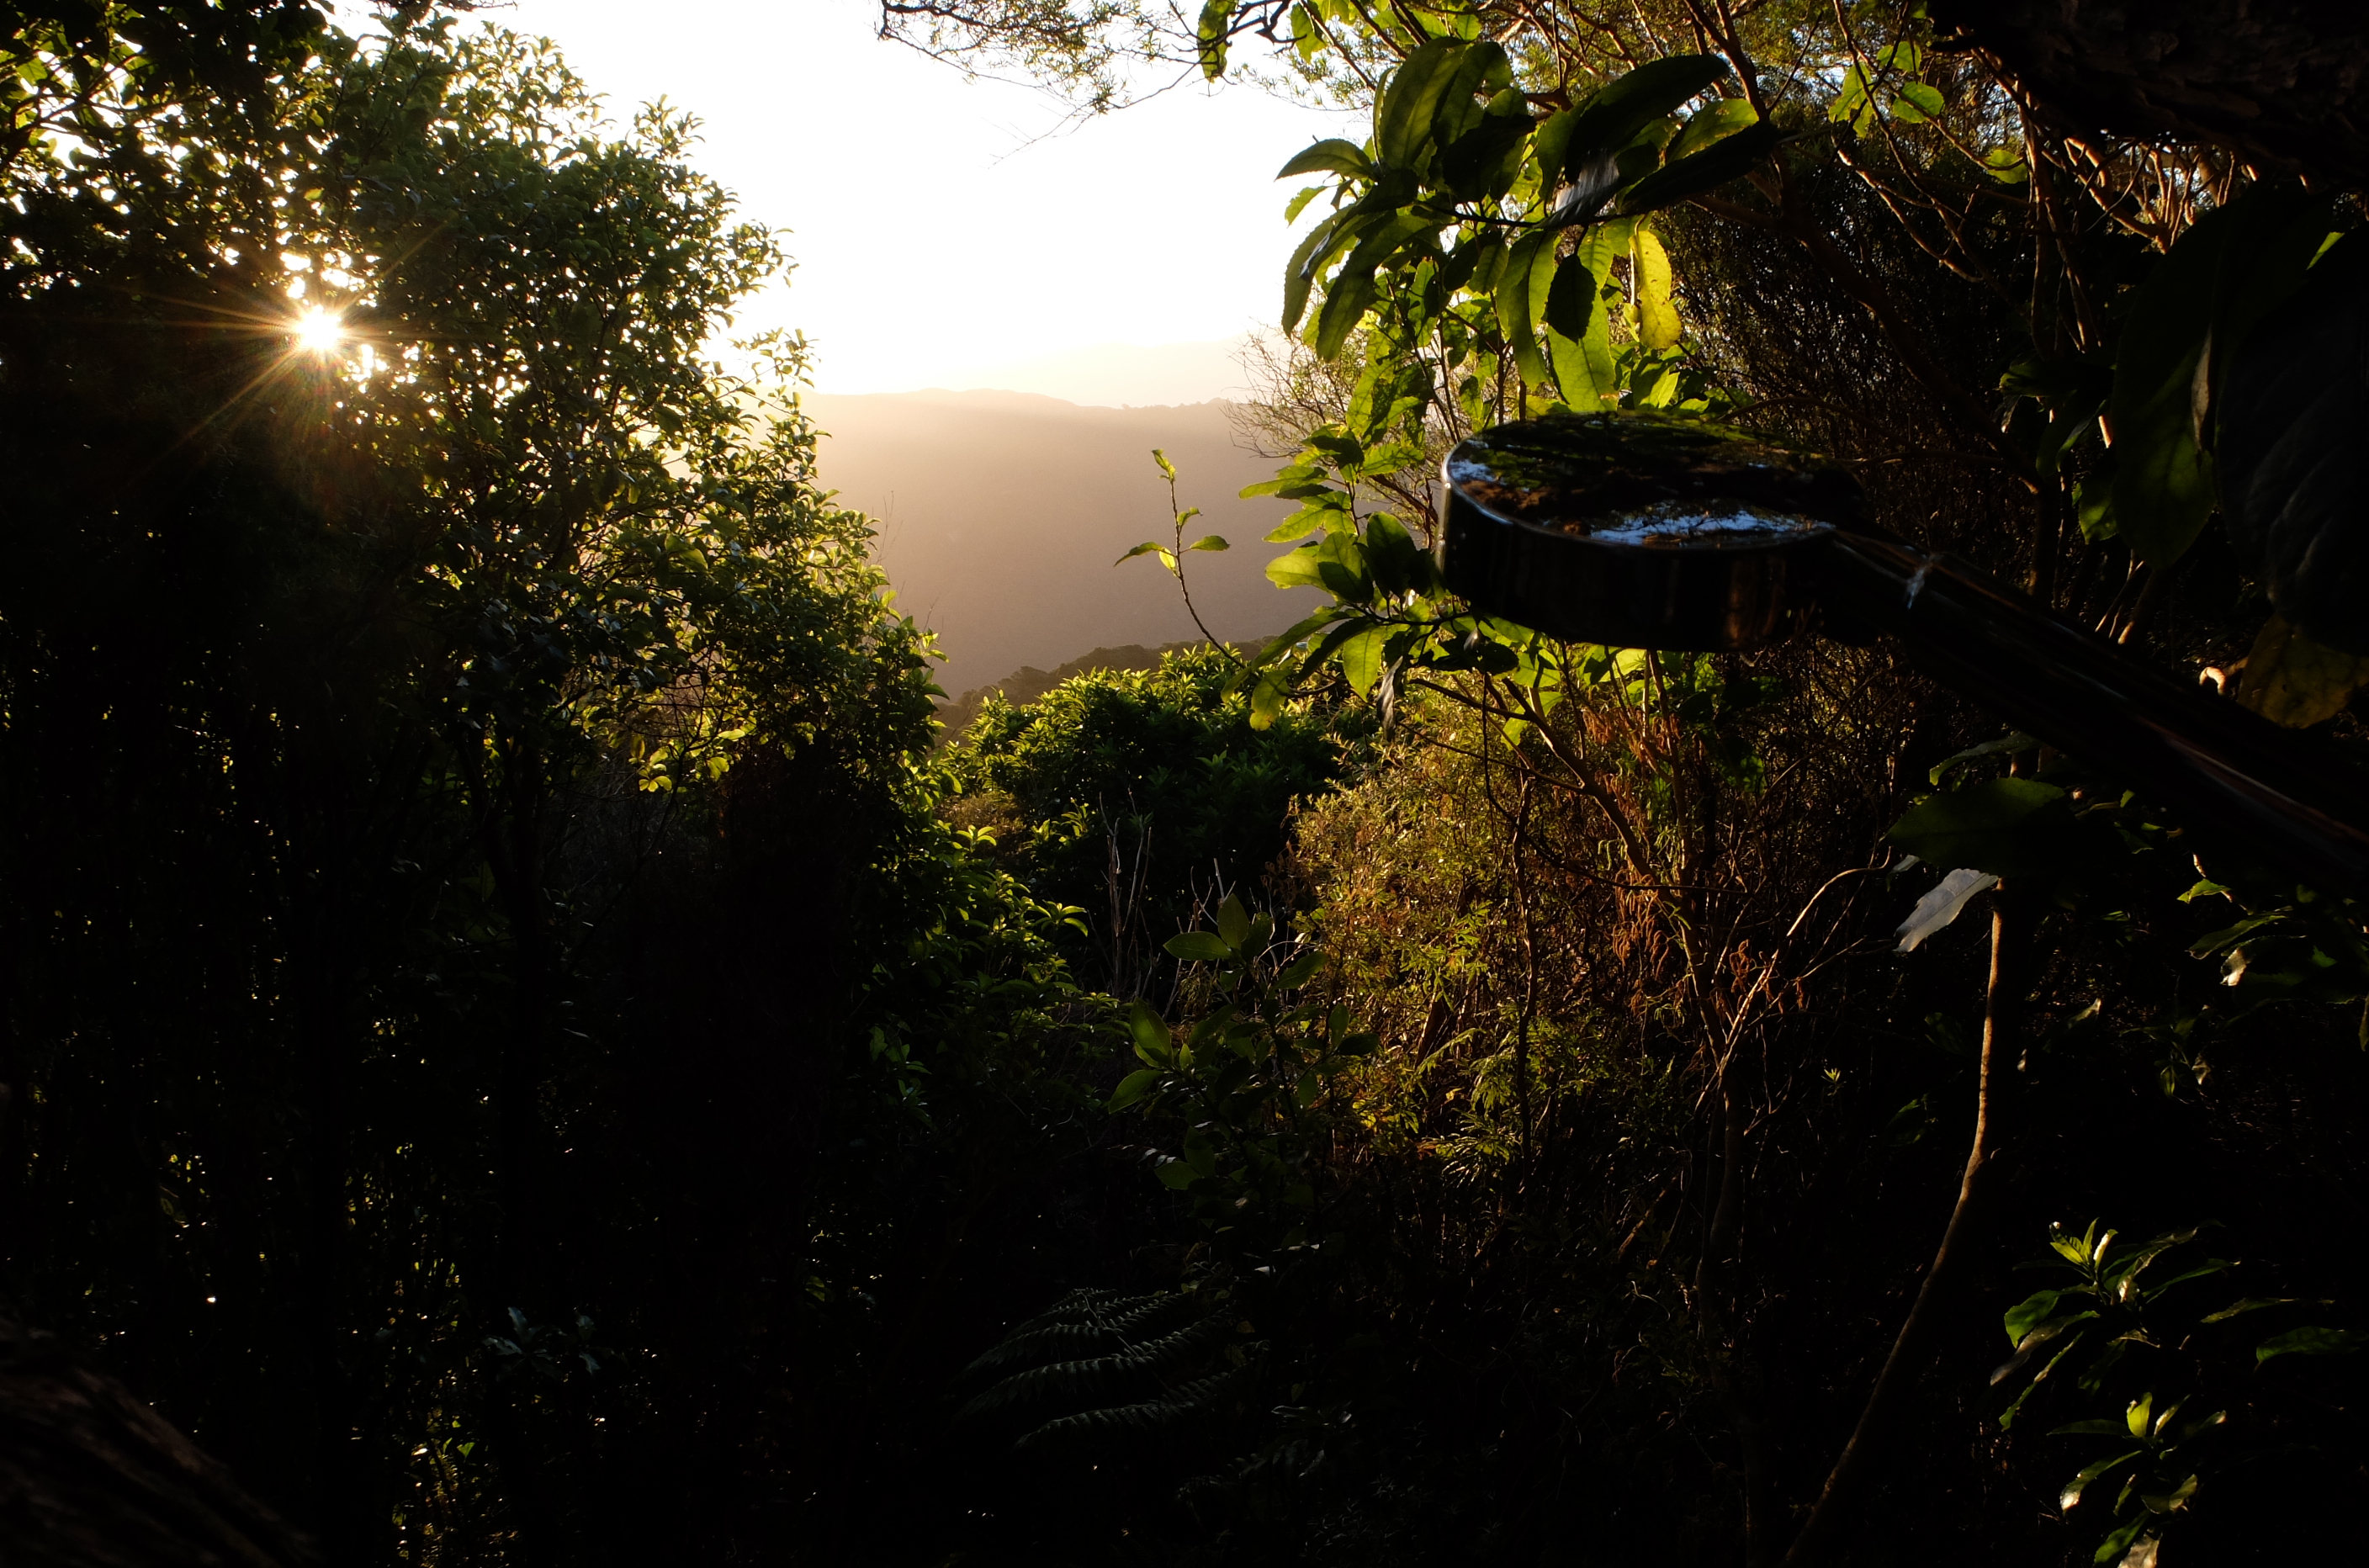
[803,389,1319,689]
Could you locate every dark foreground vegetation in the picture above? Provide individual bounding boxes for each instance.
[3,3,2365,1565]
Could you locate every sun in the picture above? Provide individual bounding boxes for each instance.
[291,308,345,354]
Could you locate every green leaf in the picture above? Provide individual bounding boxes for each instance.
[2005,1290,2066,1347]
[1129,1001,1174,1066]
[1375,38,1463,168]
[1557,55,1728,181]
[1891,82,1945,122]
[2000,1331,2087,1428]
[1267,543,1329,590]
[1529,105,1582,193]
[2198,1296,2301,1323]
[1107,1068,1162,1111]
[1885,778,2075,881]
[1548,322,1617,409]
[1338,625,1389,697]
[1116,540,1177,571]
[1278,137,1374,180]
[1983,145,2031,183]
[1546,220,1627,405]
[1266,495,1351,543]
[1632,225,1680,349]
[1668,96,1757,162]
[1248,666,1290,729]
[1991,1312,2096,1385]
[2255,1326,2366,1364]
[1926,730,2038,787]
[2075,472,2118,542]
[1166,931,1234,962]
[1616,119,1783,214]
[1215,894,1252,950]
[1495,228,1558,386]
[1277,948,1323,987]
[1156,1158,1199,1190]
[1440,98,1533,200]
[1195,0,1232,79]
[1361,511,1433,596]
[1540,250,1599,342]
[2111,188,2330,565]
[2095,1521,2152,1567]
[1190,534,1231,552]
[2237,612,2369,728]
[1281,209,1367,333]
[1249,607,1347,668]
[2188,911,2287,958]
[1313,211,1432,359]
[2061,1449,2144,1512]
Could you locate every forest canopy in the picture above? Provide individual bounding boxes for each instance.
[3,3,2366,1565]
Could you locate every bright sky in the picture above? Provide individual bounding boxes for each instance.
[479,0,1357,404]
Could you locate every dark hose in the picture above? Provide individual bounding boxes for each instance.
[1821,533,2369,896]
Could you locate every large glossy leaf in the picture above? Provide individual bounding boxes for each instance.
[1276,137,1374,179]
[1616,118,1782,213]
[1129,1000,1174,1066]
[1529,104,1582,193]
[2112,188,2329,566]
[1427,40,1512,157]
[2218,231,2369,649]
[1545,221,1627,405]
[1361,511,1430,596]
[1494,228,1557,384]
[1894,867,1998,952]
[1281,208,1361,332]
[1886,778,2075,881]
[1556,55,1726,181]
[2005,1290,2068,1347]
[1266,543,1329,590]
[1548,321,1616,408]
[2255,1325,2366,1362]
[1440,94,1532,199]
[1375,38,1463,168]
[1540,251,1599,342]
[1312,211,1434,358]
[2059,1448,2144,1511]
[2237,612,2369,726]
[1107,1067,1162,1111]
[1195,0,1232,78]
[1215,893,1252,949]
[1165,931,1233,962]
[1668,96,1758,162]
[1632,224,1679,349]
[1338,626,1389,696]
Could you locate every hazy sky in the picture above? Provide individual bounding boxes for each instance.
[475,0,1356,403]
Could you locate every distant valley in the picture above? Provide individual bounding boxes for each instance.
[800,389,1324,692]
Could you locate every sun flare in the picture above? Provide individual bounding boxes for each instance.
[291,308,345,354]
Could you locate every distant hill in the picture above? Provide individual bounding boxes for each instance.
[935,639,1256,739]
[800,389,1323,691]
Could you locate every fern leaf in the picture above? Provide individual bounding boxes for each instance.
[1012,1367,1248,1451]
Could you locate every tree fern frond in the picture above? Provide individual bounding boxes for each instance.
[998,1287,1170,1340]
[1012,1367,1248,1452]
[962,1320,1128,1377]
[955,1309,1235,1422]
[962,1290,1204,1377]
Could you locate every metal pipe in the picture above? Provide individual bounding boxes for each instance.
[1820,532,2369,895]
